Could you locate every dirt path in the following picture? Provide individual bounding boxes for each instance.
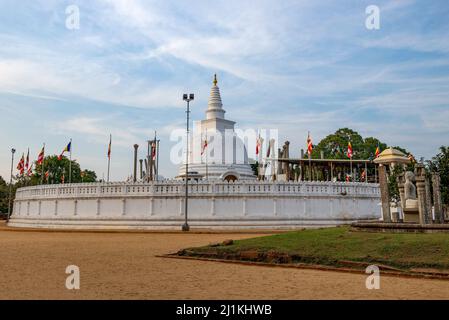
[1,228,449,299]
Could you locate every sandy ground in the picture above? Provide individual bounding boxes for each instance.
[1,227,449,299]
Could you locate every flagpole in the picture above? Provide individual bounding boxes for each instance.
[69,138,72,184]
[156,136,160,181]
[350,157,353,182]
[41,143,45,185]
[107,134,111,183]
[348,138,353,182]
[205,129,208,180]
[375,142,379,183]
[153,131,156,180]
[26,148,29,186]
[147,139,150,182]
[155,130,159,181]
[308,131,311,181]
[151,130,157,181]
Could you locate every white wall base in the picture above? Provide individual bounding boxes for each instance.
[9,180,381,230]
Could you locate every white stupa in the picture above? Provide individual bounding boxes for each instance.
[177,75,256,181]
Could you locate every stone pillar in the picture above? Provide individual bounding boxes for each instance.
[270,139,276,181]
[284,141,290,180]
[397,174,405,206]
[330,162,334,181]
[277,147,283,175]
[133,144,139,183]
[415,164,430,224]
[432,173,444,224]
[139,159,143,180]
[425,176,433,223]
[396,173,405,222]
[378,165,391,222]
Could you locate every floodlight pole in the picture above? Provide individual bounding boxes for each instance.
[182,93,194,231]
[7,148,16,222]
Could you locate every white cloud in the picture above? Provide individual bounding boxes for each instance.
[52,116,156,148]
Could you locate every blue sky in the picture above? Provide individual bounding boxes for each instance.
[1,0,448,180]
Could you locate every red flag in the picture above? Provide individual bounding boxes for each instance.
[27,163,33,177]
[307,132,313,155]
[347,142,353,159]
[201,139,208,156]
[17,153,25,174]
[37,146,45,165]
[375,146,380,158]
[256,136,261,155]
[266,140,271,157]
[44,171,49,180]
[151,141,156,161]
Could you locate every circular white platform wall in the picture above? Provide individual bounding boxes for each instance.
[8,180,381,230]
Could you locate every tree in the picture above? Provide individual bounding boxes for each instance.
[0,157,97,218]
[30,155,97,185]
[310,128,409,160]
[0,176,8,216]
[311,128,391,160]
[427,146,449,207]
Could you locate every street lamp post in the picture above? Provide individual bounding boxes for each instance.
[182,93,194,231]
[7,148,16,223]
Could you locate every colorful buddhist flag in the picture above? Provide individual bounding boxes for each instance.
[375,146,380,158]
[347,142,353,159]
[37,146,45,165]
[307,132,313,156]
[58,141,71,160]
[17,153,24,174]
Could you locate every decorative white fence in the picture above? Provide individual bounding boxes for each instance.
[9,180,381,230]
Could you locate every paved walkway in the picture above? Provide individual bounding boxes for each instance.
[1,226,449,299]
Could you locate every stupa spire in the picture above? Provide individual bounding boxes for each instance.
[206,74,225,120]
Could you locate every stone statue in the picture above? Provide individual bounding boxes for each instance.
[404,171,417,200]
[404,171,418,210]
